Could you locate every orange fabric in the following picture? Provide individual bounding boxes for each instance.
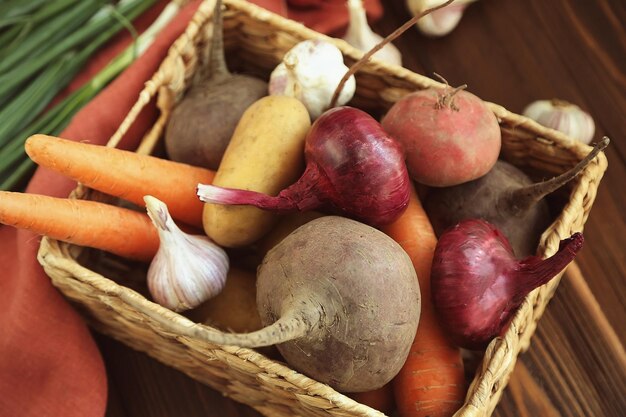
[0,2,202,416]
[0,1,381,416]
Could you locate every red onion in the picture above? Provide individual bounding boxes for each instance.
[431,219,584,350]
[197,106,410,227]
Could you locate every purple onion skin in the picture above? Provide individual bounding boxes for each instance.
[431,219,583,350]
[198,106,410,227]
[299,106,410,225]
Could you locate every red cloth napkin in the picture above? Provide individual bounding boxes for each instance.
[287,0,383,36]
[0,1,381,416]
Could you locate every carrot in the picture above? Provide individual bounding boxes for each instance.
[0,191,159,261]
[24,134,215,228]
[349,384,395,415]
[381,184,466,417]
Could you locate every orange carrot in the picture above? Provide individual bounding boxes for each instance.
[25,134,215,228]
[349,383,395,415]
[0,191,158,261]
[381,184,466,417]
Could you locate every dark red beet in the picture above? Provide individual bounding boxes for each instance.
[424,138,609,257]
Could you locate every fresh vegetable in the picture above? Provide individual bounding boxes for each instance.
[328,2,495,188]
[164,0,268,169]
[343,0,402,66]
[268,39,356,119]
[523,99,595,144]
[25,134,215,228]
[197,106,410,227]
[424,138,609,256]
[407,0,478,37]
[163,216,421,392]
[144,196,229,312]
[0,191,158,261]
[199,95,310,248]
[382,184,466,417]
[187,267,262,333]
[381,80,501,187]
[431,218,584,350]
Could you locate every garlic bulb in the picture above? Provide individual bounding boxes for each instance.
[269,39,356,119]
[342,0,402,66]
[144,195,229,312]
[523,99,596,144]
[407,0,478,37]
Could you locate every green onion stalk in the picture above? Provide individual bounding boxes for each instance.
[0,1,184,191]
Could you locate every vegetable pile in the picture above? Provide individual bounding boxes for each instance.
[2,0,607,415]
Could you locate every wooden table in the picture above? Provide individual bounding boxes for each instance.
[101,0,626,416]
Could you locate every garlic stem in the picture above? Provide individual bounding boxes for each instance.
[145,195,174,232]
[407,0,477,37]
[343,0,402,66]
[345,0,375,47]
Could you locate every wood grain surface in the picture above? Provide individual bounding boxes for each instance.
[100,0,626,416]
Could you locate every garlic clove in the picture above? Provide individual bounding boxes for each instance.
[523,99,596,144]
[407,0,477,37]
[144,195,229,312]
[342,0,402,66]
[269,39,356,119]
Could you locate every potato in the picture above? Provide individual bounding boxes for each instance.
[186,267,261,333]
[202,96,311,247]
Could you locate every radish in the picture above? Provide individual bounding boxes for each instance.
[381,81,501,187]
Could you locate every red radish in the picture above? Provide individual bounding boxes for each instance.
[197,106,410,227]
[431,218,583,350]
[381,83,501,187]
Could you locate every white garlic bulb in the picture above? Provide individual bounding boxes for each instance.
[269,39,356,119]
[406,0,478,37]
[342,0,402,66]
[144,195,229,312]
[523,99,596,144]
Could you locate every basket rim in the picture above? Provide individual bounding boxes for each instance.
[37,1,610,417]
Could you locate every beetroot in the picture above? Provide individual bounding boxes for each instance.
[159,216,421,392]
[425,138,609,256]
[164,0,267,169]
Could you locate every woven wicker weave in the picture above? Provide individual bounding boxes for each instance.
[37,1,608,416]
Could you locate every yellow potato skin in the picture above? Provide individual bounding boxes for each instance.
[186,267,261,333]
[203,96,311,247]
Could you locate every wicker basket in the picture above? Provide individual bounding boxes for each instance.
[37,1,608,416]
